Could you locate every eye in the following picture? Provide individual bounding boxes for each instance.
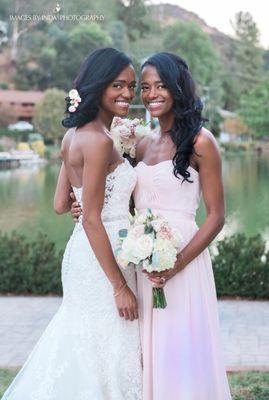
[129,83,136,89]
[141,86,149,92]
[113,83,122,89]
[157,84,165,89]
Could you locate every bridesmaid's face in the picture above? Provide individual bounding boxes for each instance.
[101,65,136,117]
[140,65,173,118]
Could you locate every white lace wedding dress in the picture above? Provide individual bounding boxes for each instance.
[2,159,142,400]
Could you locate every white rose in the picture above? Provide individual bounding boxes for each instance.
[136,214,147,224]
[130,224,145,238]
[69,89,79,99]
[112,135,124,155]
[121,236,140,264]
[116,252,129,269]
[133,235,153,260]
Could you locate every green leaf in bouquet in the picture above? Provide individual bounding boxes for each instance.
[119,229,128,238]
[144,224,153,234]
[128,212,134,224]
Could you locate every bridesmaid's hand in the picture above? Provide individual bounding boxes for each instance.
[144,269,176,288]
[144,258,185,287]
[70,192,82,222]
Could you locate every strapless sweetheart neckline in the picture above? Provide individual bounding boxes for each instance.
[137,160,198,175]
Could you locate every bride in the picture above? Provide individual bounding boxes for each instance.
[2,48,142,400]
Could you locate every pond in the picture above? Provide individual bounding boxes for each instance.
[0,153,268,251]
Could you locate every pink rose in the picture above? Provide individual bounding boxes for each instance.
[68,105,76,113]
[158,224,172,240]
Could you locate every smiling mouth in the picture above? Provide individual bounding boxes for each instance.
[115,100,130,108]
[147,101,164,109]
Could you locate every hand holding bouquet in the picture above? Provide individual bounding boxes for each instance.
[116,209,182,309]
[110,117,151,159]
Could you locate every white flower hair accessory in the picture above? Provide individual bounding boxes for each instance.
[68,89,81,113]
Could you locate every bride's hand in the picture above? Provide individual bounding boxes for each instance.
[114,285,138,321]
[70,192,82,222]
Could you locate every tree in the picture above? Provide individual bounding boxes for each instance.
[116,0,150,41]
[163,21,220,90]
[238,73,269,138]
[33,88,66,144]
[226,12,264,110]
[1,0,51,64]
[52,23,112,90]
[15,23,111,90]
[163,21,223,134]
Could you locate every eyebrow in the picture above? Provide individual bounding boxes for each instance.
[113,80,136,84]
[140,80,163,85]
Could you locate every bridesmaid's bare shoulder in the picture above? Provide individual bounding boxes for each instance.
[193,127,221,170]
[194,127,220,155]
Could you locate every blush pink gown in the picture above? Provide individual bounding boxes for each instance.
[134,160,232,400]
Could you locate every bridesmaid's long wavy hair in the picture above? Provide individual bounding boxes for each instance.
[141,52,205,182]
[62,48,133,128]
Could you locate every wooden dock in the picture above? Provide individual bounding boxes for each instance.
[0,153,21,169]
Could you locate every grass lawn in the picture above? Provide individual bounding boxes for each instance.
[229,371,269,400]
[0,369,269,399]
[0,368,18,397]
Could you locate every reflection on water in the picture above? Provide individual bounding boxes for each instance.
[0,163,73,250]
[0,154,268,250]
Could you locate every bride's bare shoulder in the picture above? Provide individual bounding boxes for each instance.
[76,125,113,159]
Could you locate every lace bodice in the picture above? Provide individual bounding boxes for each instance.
[72,159,136,223]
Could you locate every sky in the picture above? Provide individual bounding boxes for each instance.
[150,0,269,48]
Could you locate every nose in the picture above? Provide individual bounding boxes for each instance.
[122,86,134,100]
[148,86,157,99]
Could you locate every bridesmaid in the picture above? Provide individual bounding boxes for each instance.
[134,52,232,400]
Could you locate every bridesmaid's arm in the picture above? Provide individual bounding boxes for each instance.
[179,129,225,265]
[148,128,225,284]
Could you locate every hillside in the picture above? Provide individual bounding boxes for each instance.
[149,3,234,63]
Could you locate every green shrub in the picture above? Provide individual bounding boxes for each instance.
[212,233,269,298]
[0,230,268,297]
[0,231,63,295]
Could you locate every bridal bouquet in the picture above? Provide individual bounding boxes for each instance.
[116,209,182,309]
[110,117,151,158]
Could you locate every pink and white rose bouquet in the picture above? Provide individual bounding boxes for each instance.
[110,117,151,158]
[116,209,182,308]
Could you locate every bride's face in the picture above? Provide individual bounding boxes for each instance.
[140,65,173,119]
[100,65,136,117]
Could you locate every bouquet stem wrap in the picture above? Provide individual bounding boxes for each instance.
[153,287,167,309]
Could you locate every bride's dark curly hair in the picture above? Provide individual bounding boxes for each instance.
[62,47,133,128]
[141,52,206,182]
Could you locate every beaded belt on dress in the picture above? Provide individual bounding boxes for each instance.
[75,214,128,225]
[139,207,196,220]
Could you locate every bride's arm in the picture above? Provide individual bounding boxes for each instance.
[54,162,73,214]
[81,132,138,321]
